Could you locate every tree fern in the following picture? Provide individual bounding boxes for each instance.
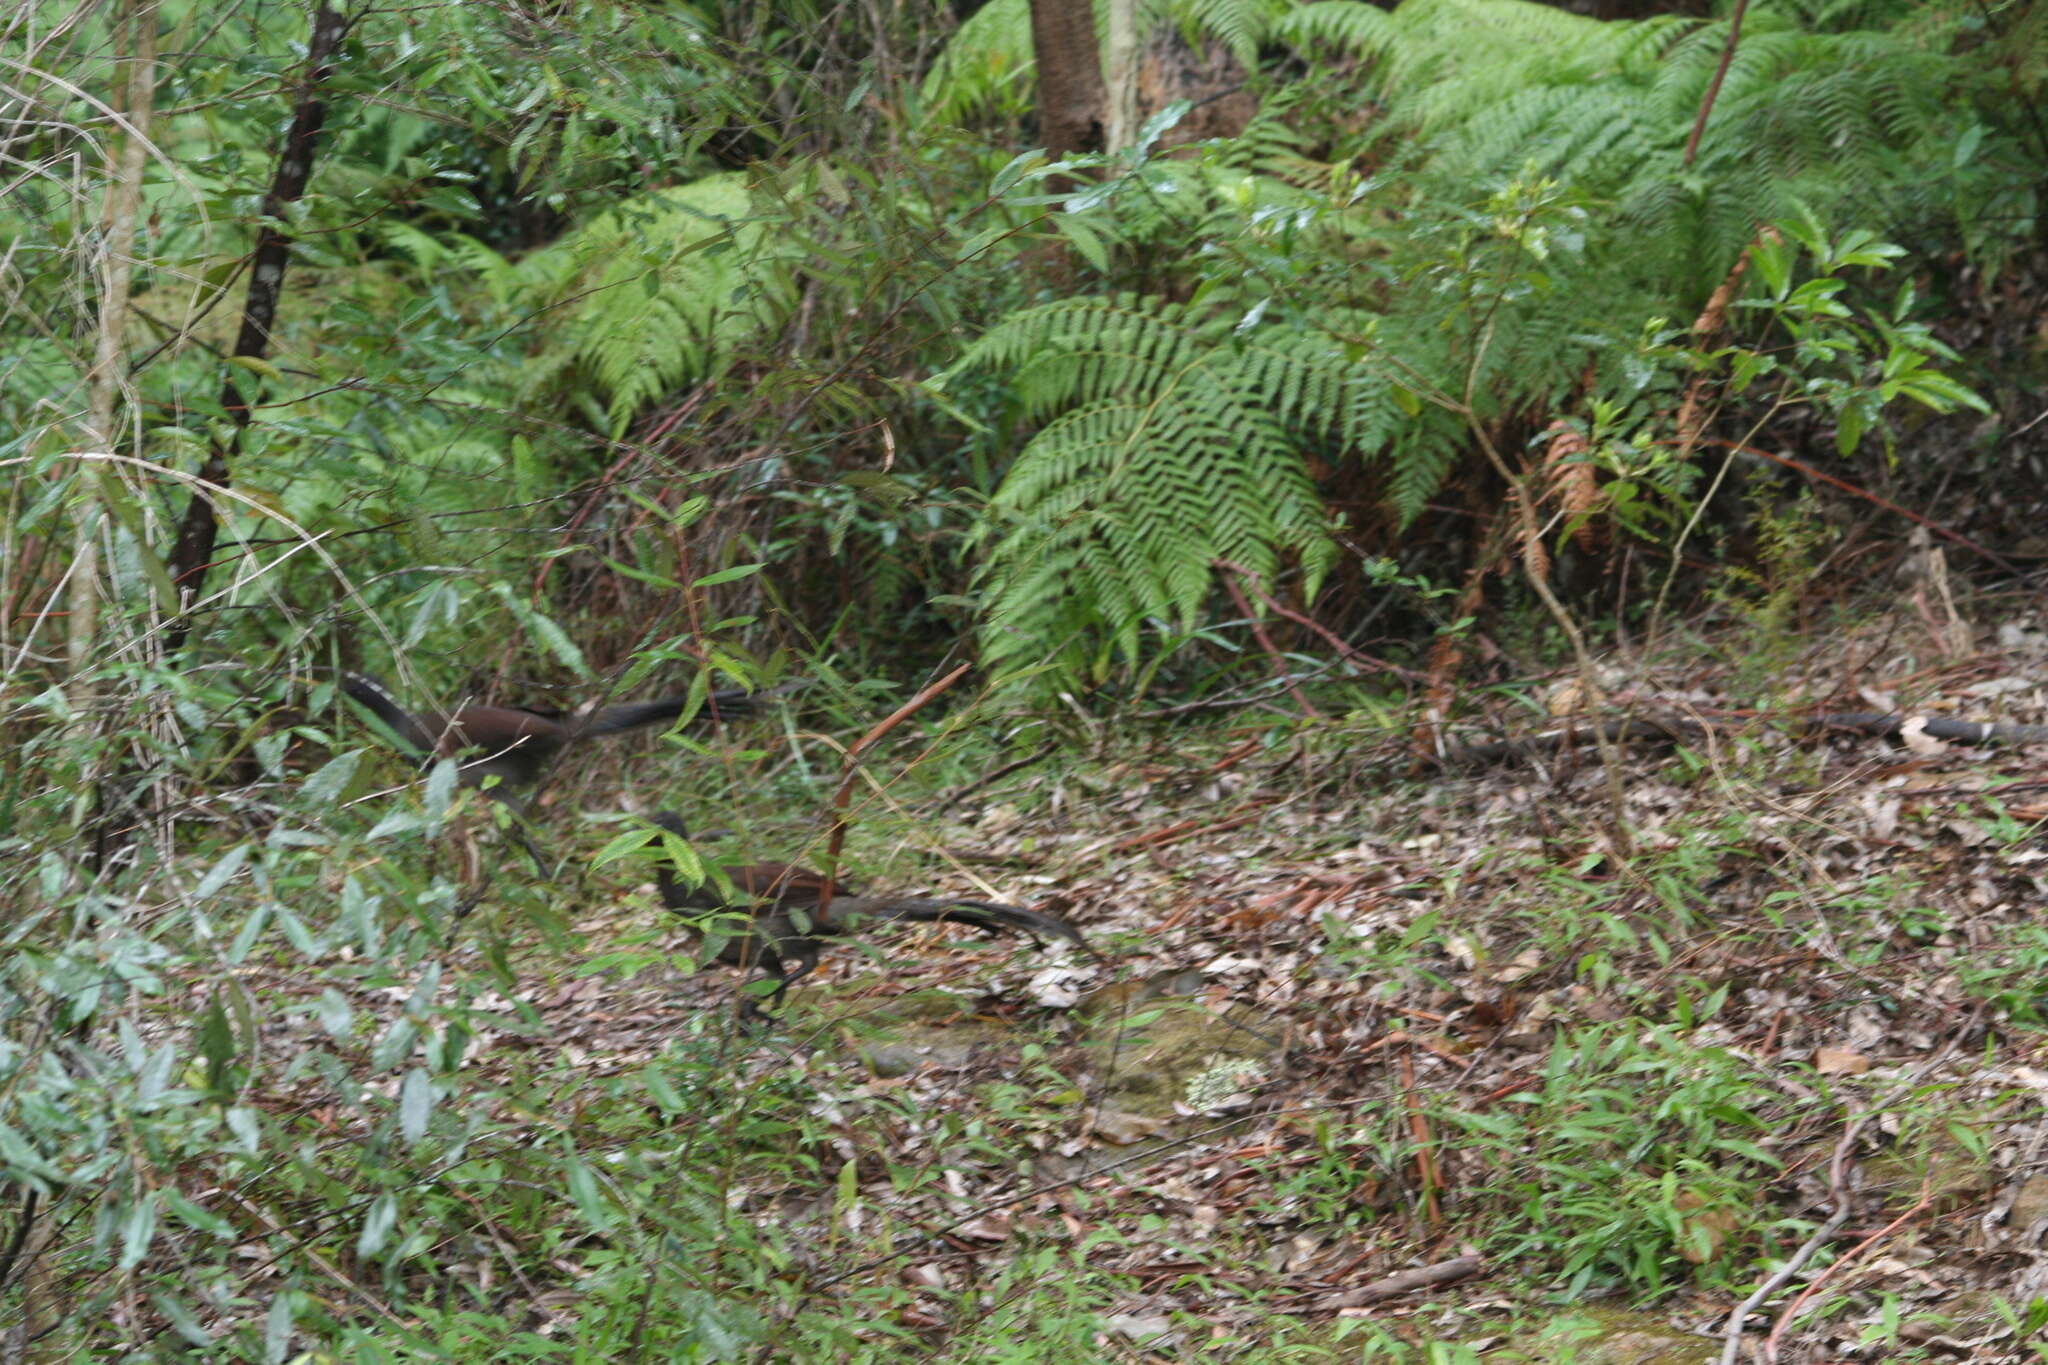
[951,294,1349,684]
[920,0,1036,125]
[1172,0,1294,67]
[1280,0,2026,281]
[948,0,2027,690]
[508,174,796,434]
[921,0,1291,127]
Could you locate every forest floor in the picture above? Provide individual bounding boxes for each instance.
[249,600,2048,1361]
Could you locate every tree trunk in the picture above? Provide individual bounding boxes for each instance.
[1027,0,1104,162]
[163,4,349,654]
[69,0,158,694]
[1102,0,1138,152]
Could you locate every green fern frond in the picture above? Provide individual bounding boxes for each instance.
[1276,0,1396,56]
[511,174,795,433]
[959,294,1348,688]
[924,0,1288,128]
[1168,0,1288,66]
[920,0,1036,124]
[1291,0,2011,283]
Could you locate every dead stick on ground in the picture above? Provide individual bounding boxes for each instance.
[1110,802,1275,854]
[1215,558,1429,684]
[816,663,973,914]
[1204,738,1263,774]
[1761,1176,1934,1364]
[1720,1006,1978,1365]
[1329,1254,1484,1309]
[923,738,1058,813]
[1720,1109,1880,1365]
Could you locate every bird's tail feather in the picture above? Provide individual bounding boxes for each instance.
[583,679,810,737]
[338,671,437,757]
[840,897,1091,954]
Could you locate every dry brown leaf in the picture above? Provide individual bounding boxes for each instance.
[1815,1047,1872,1076]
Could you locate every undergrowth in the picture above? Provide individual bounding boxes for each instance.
[9,619,2048,1358]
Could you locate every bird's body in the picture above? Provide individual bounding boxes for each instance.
[645,813,1092,1016]
[340,672,761,795]
[340,672,773,874]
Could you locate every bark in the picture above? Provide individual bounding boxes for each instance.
[1027,0,1104,163]
[69,0,158,690]
[1133,26,1257,148]
[163,4,349,654]
[1102,0,1137,152]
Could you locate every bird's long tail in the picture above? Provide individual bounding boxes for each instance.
[338,671,437,758]
[833,896,1093,955]
[582,678,810,737]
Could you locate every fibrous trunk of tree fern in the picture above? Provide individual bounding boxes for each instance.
[1027,0,1104,162]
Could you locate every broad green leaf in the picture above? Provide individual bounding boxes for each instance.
[264,1288,295,1364]
[691,562,764,589]
[224,354,285,383]
[990,150,1044,197]
[1834,399,1868,456]
[1055,215,1109,273]
[399,1067,434,1142]
[163,1190,234,1238]
[300,751,361,806]
[422,759,458,820]
[198,995,236,1097]
[119,1190,160,1270]
[357,1193,399,1259]
[566,1156,613,1232]
[194,845,250,901]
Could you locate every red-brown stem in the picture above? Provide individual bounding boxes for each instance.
[1223,569,1320,717]
[1401,1046,1442,1229]
[816,663,974,912]
[1684,0,1747,166]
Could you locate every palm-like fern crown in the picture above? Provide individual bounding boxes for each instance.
[922,0,1293,123]
[510,175,796,435]
[953,293,1365,680]
[954,0,2020,692]
[1285,0,2010,278]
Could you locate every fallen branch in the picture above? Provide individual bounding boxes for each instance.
[1222,569,1320,718]
[921,739,1058,814]
[1214,559,1429,685]
[1109,802,1275,854]
[1718,1111,1871,1365]
[1762,1178,1934,1363]
[1693,439,2020,576]
[1800,712,2048,744]
[1400,1045,1442,1229]
[1328,1254,1483,1309]
[1435,716,1708,766]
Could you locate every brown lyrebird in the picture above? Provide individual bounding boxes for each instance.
[340,671,771,796]
[340,672,783,873]
[644,812,1093,1018]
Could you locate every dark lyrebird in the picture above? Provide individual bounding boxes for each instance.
[645,812,1093,1020]
[339,672,782,873]
[340,671,768,795]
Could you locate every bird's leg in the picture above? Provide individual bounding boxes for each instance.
[737,961,787,1030]
[779,945,820,996]
[483,789,551,877]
